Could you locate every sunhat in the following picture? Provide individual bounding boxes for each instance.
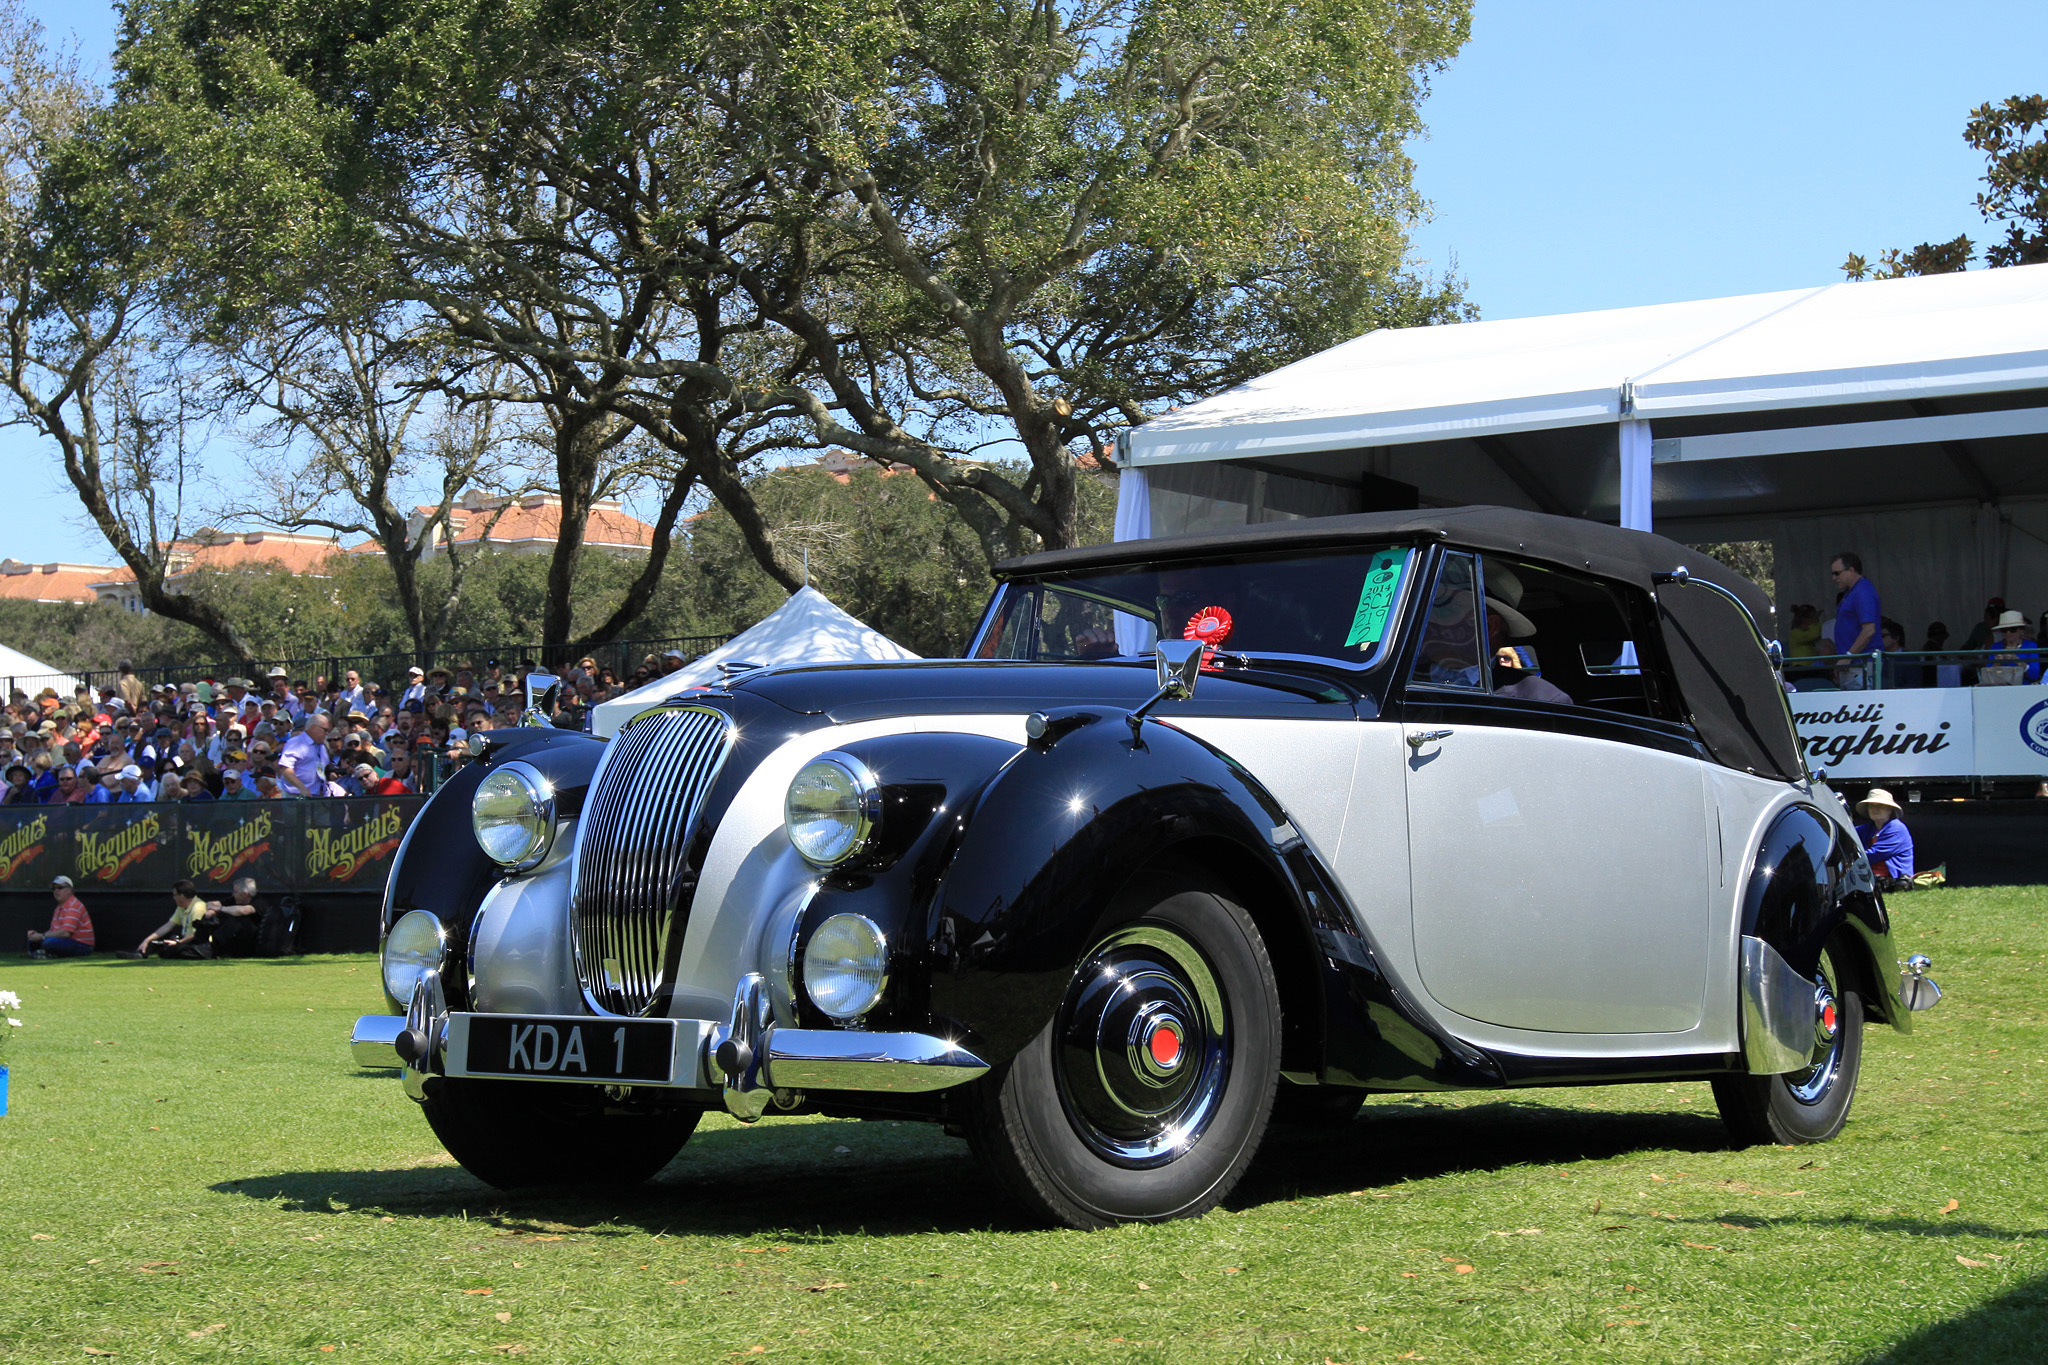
[1855,788,1903,819]
[1995,609,2030,631]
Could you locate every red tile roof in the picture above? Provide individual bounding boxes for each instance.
[0,561,121,604]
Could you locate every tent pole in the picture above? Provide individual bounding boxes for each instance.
[1618,418,1654,532]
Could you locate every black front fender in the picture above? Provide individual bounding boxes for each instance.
[1741,802,1904,1030]
[919,709,1500,1090]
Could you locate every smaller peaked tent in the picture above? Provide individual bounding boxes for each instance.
[0,642,81,696]
[590,587,920,737]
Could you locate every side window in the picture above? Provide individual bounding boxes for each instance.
[1410,552,1487,690]
[974,586,1037,659]
[1478,556,1690,725]
[1036,591,1123,660]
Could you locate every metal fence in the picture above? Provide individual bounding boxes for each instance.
[1785,648,2044,691]
[4,633,733,709]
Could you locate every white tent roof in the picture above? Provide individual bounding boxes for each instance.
[0,642,80,694]
[1123,263,2048,464]
[590,587,920,738]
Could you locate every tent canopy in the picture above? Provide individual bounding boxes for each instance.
[0,642,81,696]
[1116,264,2048,645]
[590,587,919,737]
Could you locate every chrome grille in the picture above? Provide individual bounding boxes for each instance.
[572,705,734,1015]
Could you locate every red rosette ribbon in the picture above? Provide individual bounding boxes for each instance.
[1182,605,1234,661]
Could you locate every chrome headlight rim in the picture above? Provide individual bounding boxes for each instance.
[784,751,882,868]
[471,760,556,872]
[381,908,446,1009]
[802,911,891,1021]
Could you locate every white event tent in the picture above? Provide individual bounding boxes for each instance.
[590,586,919,737]
[1116,263,2048,641]
[0,642,81,698]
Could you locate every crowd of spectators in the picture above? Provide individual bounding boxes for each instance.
[1779,551,2046,691]
[0,647,696,805]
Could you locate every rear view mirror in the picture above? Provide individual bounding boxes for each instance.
[523,672,560,727]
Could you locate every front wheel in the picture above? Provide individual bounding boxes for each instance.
[967,879,1281,1229]
[1712,940,1864,1146]
[421,1077,701,1190]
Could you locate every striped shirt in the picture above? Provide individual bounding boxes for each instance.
[48,895,94,948]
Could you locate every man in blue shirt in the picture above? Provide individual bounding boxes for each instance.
[1830,551,1881,690]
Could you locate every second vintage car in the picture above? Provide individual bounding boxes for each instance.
[353,505,1940,1228]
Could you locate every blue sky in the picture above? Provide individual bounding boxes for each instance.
[10,0,2048,564]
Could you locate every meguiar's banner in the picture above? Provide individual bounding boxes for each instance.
[0,797,422,895]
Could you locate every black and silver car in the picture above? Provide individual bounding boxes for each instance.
[353,506,1940,1229]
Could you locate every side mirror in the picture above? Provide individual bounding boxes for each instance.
[1766,639,1785,668]
[522,672,560,727]
[1129,639,1203,738]
[1154,639,1203,699]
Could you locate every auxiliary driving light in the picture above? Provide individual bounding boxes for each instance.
[803,913,889,1020]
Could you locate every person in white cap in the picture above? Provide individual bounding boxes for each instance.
[400,666,427,710]
[1981,609,2042,685]
[115,763,154,802]
[1854,788,1915,886]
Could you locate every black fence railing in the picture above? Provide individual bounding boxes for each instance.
[4,633,734,709]
[0,797,423,898]
[1785,648,2046,691]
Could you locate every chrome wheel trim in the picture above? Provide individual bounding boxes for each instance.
[1784,962,1844,1106]
[1053,923,1232,1169]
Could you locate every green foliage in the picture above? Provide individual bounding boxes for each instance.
[1,886,2043,1360]
[1843,93,2048,279]
[1685,540,1774,603]
[0,597,208,675]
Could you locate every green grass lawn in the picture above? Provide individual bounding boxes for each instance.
[2,887,2044,1364]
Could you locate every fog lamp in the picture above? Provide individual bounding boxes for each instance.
[803,913,889,1020]
[382,909,445,1007]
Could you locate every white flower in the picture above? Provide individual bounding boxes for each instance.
[0,990,20,1009]
[5,1016,19,1026]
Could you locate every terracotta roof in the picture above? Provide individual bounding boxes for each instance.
[438,498,657,550]
[85,532,343,593]
[0,561,122,604]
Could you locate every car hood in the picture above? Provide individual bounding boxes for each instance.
[725,659,1367,723]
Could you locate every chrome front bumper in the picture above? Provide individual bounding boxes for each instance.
[348,971,989,1115]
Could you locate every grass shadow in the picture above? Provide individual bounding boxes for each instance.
[1856,1269,2048,1363]
[1236,1096,1732,1205]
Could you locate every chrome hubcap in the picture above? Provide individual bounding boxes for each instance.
[1785,968,1843,1105]
[1055,924,1230,1168]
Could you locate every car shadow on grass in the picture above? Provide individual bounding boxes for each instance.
[1856,1269,2048,1364]
[212,1095,1739,1237]
[1235,1096,1733,1205]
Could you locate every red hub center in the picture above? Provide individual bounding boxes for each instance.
[1148,1024,1183,1068]
[1821,1002,1837,1034]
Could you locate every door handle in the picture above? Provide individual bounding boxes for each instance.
[1407,728,1454,750]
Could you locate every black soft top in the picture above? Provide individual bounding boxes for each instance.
[999,505,1803,783]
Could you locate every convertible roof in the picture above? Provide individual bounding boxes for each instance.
[998,504,1770,623]
[1000,505,1802,782]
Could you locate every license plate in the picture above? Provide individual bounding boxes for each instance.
[463,1015,675,1082]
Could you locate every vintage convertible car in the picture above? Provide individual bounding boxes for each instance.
[351,506,1941,1228]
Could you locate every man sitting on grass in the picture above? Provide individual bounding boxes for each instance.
[127,880,217,960]
[25,875,94,958]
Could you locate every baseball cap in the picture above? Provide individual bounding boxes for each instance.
[51,875,73,888]
[120,764,143,780]
[351,762,376,779]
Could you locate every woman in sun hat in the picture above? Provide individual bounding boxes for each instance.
[1854,788,1915,887]
[1981,609,2042,685]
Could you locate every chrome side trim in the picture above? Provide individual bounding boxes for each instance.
[764,1030,991,1093]
[1739,935,1816,1074]
[350,1014,406,1068]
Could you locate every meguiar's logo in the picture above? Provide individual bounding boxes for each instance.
[77,812,164,881]
[187,810,275,883]
[306,806,406,881]
[0,812,49,880]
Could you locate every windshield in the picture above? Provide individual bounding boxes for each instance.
[973,547,1415,669]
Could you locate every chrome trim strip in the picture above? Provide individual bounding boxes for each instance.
[764,1029,991,1093]
[350,1014,405,1068]
[1739,935,1816,1074]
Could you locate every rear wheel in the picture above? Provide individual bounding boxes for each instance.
[1712,940,1864,1146]
[421,1077,701,1190]
[968,879,1281,1228]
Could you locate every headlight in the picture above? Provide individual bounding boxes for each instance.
[803,913,889,1020]
[382,909,445,1006]
[785,753,879,867]
[472,762,555,870]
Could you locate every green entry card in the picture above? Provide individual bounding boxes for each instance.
[1344,549,1406,648]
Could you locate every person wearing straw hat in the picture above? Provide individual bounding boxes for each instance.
[1979,609,2042,686]
[1854,788,1915,886]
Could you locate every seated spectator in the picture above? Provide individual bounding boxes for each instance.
[1980,610,2041,685]
[47,765,87,804]
[220,766,257,800]
[115,763,154,802]
[129,880,216,959]
[202,876,264,958]
[1854,789,1915,888]
[253,773,284,799]
[25,876,94,958]
[85,769,119,803]
[178,773,214,802]
[1,760,33,805]
[1961,597,2005,653]
[368,752,415,795]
